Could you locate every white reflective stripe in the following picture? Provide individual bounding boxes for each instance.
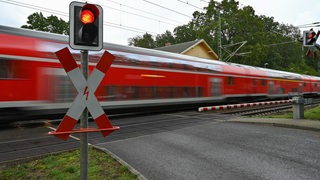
[67,94,86,120]
[64,59,107,120]
[87,69,105,92]
[86,93,105,119]
[68,68,87,93]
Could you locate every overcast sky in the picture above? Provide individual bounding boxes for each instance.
[1,0,319,45]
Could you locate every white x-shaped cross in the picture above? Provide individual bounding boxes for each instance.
[49,47,119,140]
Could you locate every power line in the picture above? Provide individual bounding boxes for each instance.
[0,0,158,35]
[106,0,185,24]
[176,0,203,10]
[263,41,297,47]
[296,22,320,27]
[142,0,193,19]
[200,0,210,3]
[96,3,178,27]
[0,0,67,17]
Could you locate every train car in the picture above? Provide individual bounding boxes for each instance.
[0,25,319,121]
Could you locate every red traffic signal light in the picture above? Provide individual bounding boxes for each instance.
[81,10,95,24]
[303,29,317,47]
[69,2,103,51]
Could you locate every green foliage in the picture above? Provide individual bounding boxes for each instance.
[0,147,138,180]
[266,105,320,121]
[128,32,155,48]
[21,12,69,35]
[127,0,319,75]
[155,30,176,47]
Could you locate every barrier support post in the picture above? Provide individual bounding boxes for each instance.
[292,96,304,119]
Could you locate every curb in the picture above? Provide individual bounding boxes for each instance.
[227,118,320,132]
[92,145,147,180]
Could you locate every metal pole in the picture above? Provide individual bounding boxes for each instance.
[218,10,222,61]
[80,50,88,180]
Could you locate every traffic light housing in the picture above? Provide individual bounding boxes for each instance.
[69,2,103,51]
[303,29,317,47]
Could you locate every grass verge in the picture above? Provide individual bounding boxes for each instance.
[0,146,138,180]
[265,105,320,120]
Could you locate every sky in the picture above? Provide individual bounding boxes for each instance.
[0,0,319,46]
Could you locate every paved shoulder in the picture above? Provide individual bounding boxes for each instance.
[228,117,320,132]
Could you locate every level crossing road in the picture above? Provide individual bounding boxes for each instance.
[0,111,231,164]
[93,112,320,180]
[0,111,319,180]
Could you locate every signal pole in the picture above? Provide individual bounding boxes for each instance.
[80,50,89,180]
[50,3,119,180]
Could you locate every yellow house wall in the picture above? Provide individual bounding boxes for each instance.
[183,44,217,60]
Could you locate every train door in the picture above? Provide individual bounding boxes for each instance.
[210,78,221,96]
[268,81,274,94]
[299,83,303,93]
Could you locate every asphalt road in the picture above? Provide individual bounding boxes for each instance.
[94,113,320,180]
[1,111,319,180]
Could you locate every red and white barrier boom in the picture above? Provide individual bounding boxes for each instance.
[48,47,119,140]
[198,99,293,112]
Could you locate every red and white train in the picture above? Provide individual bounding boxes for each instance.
[0,25,319,121]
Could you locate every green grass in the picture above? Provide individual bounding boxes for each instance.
[265,105,320,120]
[0,146,138,180]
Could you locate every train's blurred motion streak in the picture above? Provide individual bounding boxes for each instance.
[0,25,319,122]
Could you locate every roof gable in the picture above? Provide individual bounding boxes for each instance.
[155,39,200,53]
[155,39,218,60]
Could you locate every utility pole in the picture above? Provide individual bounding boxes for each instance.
[218,10,222,60]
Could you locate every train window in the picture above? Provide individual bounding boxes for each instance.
[277,88,284,94]
[157,87,171,98]
[197,87,203,97]
[183,87,197,97]
[56,76,76,102]
[184,64,195,71]
[0,59,13,79]
[253,79,257,86]
[261,79,266,86]
[152,62,158,68]
[138,87,153,99]
[172,87,184,98]
[227,77,234,85]
[172,63,185,70]
[304,83,307,87]
[183,87,189,97]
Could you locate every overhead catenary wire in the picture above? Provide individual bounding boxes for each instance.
[106,0,185,24]
[296,22,320,27]
[142,0,193,19]
[0,0,160,35]
[97,3,178,27]
[85,0,181,27]
[176,0,203,10]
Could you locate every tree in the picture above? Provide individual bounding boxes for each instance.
[21,12,69,35]
[128,33,156,48]
[127,0,317,75]
[155,30,175,47]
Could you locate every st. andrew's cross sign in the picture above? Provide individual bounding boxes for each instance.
[48,47,119,140]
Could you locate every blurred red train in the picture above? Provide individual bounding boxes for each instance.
[0,25,319,121]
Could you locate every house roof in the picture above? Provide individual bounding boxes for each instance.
[155,39,201,53]
[155,39,219,60]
